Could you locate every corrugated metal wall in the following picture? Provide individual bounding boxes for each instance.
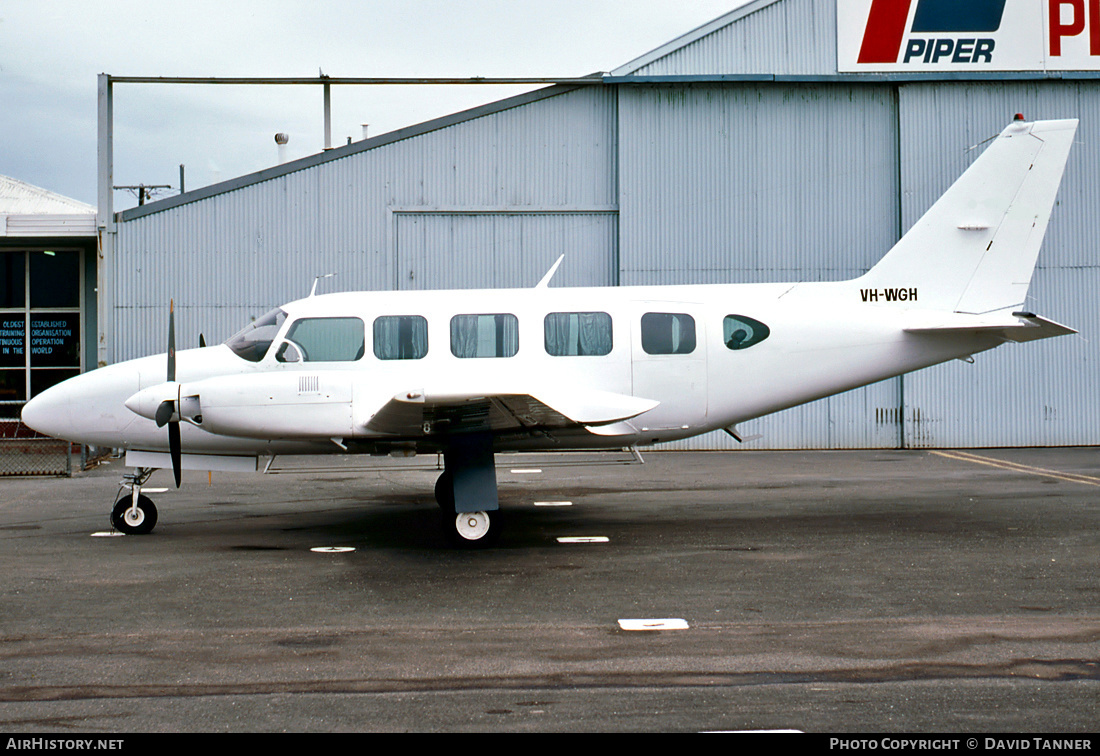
[395,211,618,290]
[620,0,835,77]
[618,83,899,285]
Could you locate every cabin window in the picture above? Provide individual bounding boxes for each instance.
[450,314,518,358]
[544,312,613,356]
[641,312,696,355]
[373,315,428,360]
[279,317,364,362]
[723,315,771,350]
[275,342,302,363]
[226,308,287,363]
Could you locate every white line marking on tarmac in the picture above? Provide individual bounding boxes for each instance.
[618,618,689,631]
[557,536,608,543]
[310,546,356,553]
[701,730,803,734]
[534,501,572,507]
[930,450,1100,487]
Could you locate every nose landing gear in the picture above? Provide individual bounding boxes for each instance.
[111,494,158,535]
[110,467,159,535]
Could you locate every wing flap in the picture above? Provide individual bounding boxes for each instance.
[366,387,658,437]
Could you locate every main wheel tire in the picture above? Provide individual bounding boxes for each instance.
[110,494,158,535]
[446,509,502,548]
[434,471,455,513]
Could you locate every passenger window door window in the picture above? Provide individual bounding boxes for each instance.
[641,312,696,355]
[373,315,428,360]
[450,314,519,358]
[723,315,770,350]
[544,312,613,356]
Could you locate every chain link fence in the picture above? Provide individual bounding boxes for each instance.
[0,420,108,477]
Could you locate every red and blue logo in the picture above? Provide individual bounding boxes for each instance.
[858,0,1007,64]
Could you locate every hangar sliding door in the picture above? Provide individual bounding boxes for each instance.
[394,211,618,291]
[617,83,903,449]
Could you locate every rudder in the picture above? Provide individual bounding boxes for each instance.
[858,118,1078,315]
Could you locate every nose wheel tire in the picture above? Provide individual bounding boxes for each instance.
[111,494,158,535]
[446,509,501,548]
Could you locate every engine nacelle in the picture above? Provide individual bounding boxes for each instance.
[129,373,355,440]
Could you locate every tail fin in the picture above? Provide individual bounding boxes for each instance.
[859,118,1077,314]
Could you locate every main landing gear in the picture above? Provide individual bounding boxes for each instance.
[110,467,158,535]
[434,433,502,548]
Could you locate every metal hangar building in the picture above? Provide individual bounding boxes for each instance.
[97,0,1100,450]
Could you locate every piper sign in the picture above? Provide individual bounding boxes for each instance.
[838,0,1100,72]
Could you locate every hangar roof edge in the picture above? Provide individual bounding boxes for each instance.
[1,176,96,238]
[1,175,95,216]
[604,71,1100,84]
[118,81,598,223]
[609,0,782,77]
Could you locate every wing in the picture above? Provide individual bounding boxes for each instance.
[366,386,658,437]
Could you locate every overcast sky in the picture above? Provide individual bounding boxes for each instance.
[1,1,747,210]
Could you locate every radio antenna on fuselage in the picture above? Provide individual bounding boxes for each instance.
[535,255,565,289]
[310,273,336,297]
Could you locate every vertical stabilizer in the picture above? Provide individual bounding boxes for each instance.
[858,118,1077,314]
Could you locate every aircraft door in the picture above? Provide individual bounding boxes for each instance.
[630,305,708,432]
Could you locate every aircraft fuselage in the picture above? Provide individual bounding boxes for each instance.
[24,278,1000,457]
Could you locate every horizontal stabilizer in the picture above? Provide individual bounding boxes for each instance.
[904,312,1077,343]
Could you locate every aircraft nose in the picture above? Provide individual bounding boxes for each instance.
[20,363,142,446]
[21,382,73,439]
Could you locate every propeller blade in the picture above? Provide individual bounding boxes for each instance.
[167,303,182,488]
[168,420,182,488]
[199,333,206,349]
[167,300,176,383]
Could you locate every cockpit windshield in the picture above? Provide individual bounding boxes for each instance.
[225,308,287,362]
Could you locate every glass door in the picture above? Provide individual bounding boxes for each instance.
[0,249,83,419]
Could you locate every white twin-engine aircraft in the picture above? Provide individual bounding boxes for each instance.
[22,117,1080,546]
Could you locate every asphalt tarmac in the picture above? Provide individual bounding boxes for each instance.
[0,448,1097,733]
